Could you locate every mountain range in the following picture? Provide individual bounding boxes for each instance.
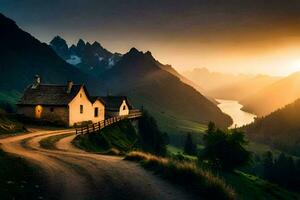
[50,36,122,76]
[183,68,280,100]
[241,71,300,116]
[0,13,232,141]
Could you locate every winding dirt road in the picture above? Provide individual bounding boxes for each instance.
[0,129,195,200]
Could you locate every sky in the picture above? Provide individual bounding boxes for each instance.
[1,0,300,76]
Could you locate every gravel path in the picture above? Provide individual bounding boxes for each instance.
[0,129,195,200]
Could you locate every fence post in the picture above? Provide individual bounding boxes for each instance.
[75,129,77,135]
[93,124,95,132]
[98,122,100,130]
[81,127,83,135]
[87,126,89,134]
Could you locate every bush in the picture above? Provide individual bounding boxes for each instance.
[125,151,236,200]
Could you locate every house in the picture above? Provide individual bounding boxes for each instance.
[17,75,105,126]
[99,96,132,118]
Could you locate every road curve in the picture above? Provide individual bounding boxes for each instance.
[0,129,195,200]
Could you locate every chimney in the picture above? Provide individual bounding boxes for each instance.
[31,75,41,89]
[66,81,73,93]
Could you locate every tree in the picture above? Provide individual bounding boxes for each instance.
[201,123,251,171]
[262,151,274,181]
[138,110,167,156]
[184,133,197,155]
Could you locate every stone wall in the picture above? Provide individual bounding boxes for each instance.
[17,105,69,125]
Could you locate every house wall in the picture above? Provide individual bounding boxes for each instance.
[68,87,94,126]
[92,100,105,123]
[17,105,69,125]
[119,100,130,116]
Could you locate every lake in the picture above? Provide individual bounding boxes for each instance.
[216,99,257,128]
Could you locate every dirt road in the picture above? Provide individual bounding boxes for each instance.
[0,129,195,200]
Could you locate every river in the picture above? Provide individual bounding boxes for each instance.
[216,99,257,128]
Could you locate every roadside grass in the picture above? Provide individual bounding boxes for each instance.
[0,148,52,200]
[39,133,73,149]
[125,151,236,200]
[0,114,25,135]
[72,120,138,154]
[220,171,300,200]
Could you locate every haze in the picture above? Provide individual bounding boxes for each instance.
[2,0,300,76]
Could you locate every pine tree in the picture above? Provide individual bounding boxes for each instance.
[184,133,197,155]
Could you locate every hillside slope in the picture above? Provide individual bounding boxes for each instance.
[100,49,232,128]
[245,99,300,156]
[241,71,300,116]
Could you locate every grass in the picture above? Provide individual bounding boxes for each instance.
[0,148,52,200]
[72,120,138,154]
[39,133,73,149]
[125,151,236,200]
[221,171,300,200]
[0,114,25,134]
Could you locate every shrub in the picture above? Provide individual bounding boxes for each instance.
[125,151,236,200]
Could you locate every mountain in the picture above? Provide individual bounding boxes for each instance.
[50,36,121,76]
[0,13,102,101]
[183,68,252,92]
[183,68,280,101]
[245,99,300,156]
[208,75,281,100]
[100,48,232,129]
[241,71,300,116]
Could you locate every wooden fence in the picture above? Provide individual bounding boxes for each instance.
[75,110,142,135]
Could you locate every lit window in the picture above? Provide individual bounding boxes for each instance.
[94,107,99,117]
[80,105,83,114]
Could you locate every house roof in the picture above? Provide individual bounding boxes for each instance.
[99,96,132,111]
[18,84,87,106]
[90,96,106,105]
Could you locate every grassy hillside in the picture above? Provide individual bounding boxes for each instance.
[221,171,299,200]
[73,120,138,154]
[244,99,300,156]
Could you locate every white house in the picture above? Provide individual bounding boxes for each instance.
[17,76,105,126]
[100,96,131,117]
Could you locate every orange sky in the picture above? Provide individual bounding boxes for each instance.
[3,0,300,76]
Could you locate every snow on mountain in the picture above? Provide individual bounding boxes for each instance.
[49,36,122,75]
[66,55,82,65]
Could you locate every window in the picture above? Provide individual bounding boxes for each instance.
[94,107,99,117]
[123,105,126,110]
[80,105,83,114]
[80,93,82,98]
[50,107,54,112]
